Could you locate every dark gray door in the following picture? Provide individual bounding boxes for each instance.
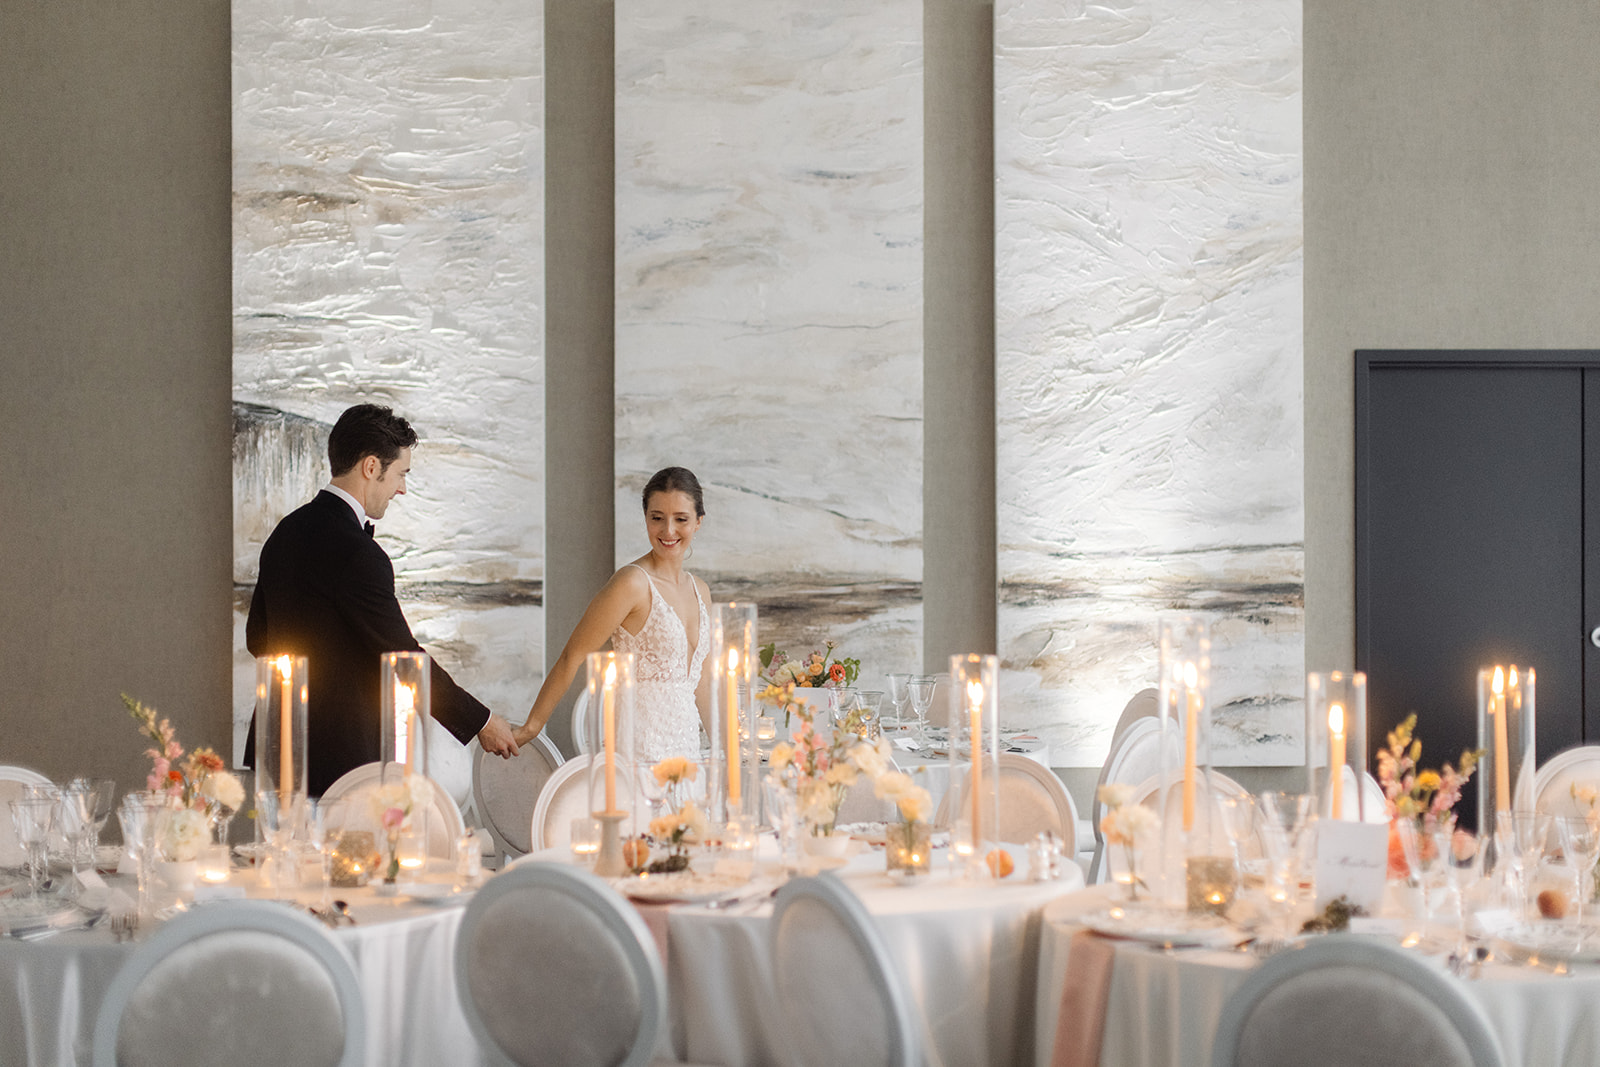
[1357,352,1591,830]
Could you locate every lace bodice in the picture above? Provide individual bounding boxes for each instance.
[612,565,707,761]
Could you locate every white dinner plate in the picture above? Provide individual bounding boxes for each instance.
[615,870,754,904]
[1485,918,1600,963]
[1077,904,1237,948]
[398,883,473,906]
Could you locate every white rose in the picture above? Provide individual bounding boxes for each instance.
[896,786,933,824]
[160,808,208,862]
[200,770,245,812]
[849,738,890,779]
[1097,783,1135,809]
[1112,803,1160,843]
[874,771,914,801]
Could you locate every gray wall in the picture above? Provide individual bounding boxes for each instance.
[1,0,233,790]
[11,0,1600,795]
[1304,0,1600,677]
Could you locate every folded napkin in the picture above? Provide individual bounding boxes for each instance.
[1050,930,1118,1067]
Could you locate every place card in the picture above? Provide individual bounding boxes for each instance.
[74,868,108,893]
[1313,820,1388,910]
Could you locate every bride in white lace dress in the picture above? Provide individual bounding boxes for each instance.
[514,467,711,762]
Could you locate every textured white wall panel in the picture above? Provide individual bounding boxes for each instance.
[614,1,924,690]
[996,0,1304,765]
[232,0,545,793]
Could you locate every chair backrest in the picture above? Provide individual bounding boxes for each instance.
[0,765,53,868]
[92,900,366,1067]
[931,756,1079,852]
[1211,936,1504,1067]
[530,755,594,852]
[454,861,665,1067]
[472,732,565,859]
[769,876,917,1067]
[1534,744,1600,820]
[1087,706,1166,882]
[321,762,464,859]
[570,687,594,756]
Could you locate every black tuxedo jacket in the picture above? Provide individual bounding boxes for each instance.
[245,491,490,796]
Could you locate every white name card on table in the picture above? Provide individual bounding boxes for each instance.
[1314,820,1388,910]
[74,869,107,893]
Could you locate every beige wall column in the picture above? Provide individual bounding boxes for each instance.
[544,0,617,754]
[0,0,232,787]
[923,0,998,668]
[1304,0,1600,675]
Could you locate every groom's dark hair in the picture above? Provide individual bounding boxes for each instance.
[328,404,419,477]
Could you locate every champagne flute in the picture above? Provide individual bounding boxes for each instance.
[906,676,936,745]
[1256,792,1312,934]
[1396,818,1443,919]
[1433,827,1481,955]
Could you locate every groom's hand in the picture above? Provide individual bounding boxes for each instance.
[478,714,520,759]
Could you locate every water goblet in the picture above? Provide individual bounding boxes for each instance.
[56,784,94,881]
[1432,827,1481,955]
[832,687,860,727]
[1256,792,1312,934]
[906,676,937,745]
[854,690,885,739]
[1395,818,1444,919]
[255,789,304,890]
[1216,794,1257,868]
[117,793,167,919]
[1506,811,1553,921]
[9,797,55,897]
[1557,815,1600,928]
[885,673,914,734]
[71,777,118,867]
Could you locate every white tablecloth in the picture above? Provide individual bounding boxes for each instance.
[0,875,478,1067]
[1034,884,1600,1067]
[663,846,1083,1067]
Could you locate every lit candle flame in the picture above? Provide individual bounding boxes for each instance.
[275,654,293,681]
[727,648,739,671]
[1493,666,1505,695]
[1183,661,1198,688]
[605,660,617,687]
[1328,703,1344,735]
[1509,666,1519,688]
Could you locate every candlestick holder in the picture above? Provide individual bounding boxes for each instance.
[380,652,431,779]
[1478,664,1536,831]
[710,602,758,828]
[1157,617,1225,909]
[948,654,1000,879]
[586,651,637,875]
[1307,671,1367,822]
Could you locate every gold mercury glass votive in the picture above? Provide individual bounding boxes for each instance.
[1186,855,1238,916]
[887,821,932,878]
[330,830,376,887]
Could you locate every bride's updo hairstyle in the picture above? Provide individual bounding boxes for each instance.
[642,466,705,518]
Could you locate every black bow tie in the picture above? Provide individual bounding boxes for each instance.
[363,522,375,538]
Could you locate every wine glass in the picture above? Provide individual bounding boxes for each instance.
[1396,818,1443,919]
[1216,793,1257,868]
[1506,811,1553,920]
[1433,827,1481,955]
[1256,792,1312,931]
[9,797,55,897]
[117,793,166,918]
[854,690,885,739]
[55,784,95,881]
[70,777,118,868]
[885,673,914,734]
[906,676,936,745]
[1557,816,1600,928]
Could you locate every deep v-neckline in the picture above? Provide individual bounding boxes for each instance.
[631,565,702,673]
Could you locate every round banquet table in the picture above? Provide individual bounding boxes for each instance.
[629,840,1084,1067]
[1033,883,1600,1067]
[0,870,478,1067]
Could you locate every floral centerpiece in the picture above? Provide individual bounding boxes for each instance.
[1376,712,1480,878]
[768,697,891,840]
[758,640,860,722]
[1098,783,1160,901]
[120,693,246,849]
[368,776,432,883]
[634,756,707,874]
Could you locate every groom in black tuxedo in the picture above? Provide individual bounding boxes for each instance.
[246,403,520,796]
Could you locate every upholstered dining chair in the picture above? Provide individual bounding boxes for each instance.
[931,754,1080,852]
[1211,936,1505,1067]
[92,900,366,1067]
[1533,744,1600,820]
[472,730,565,863]
[454,861,703,1067]
[529,754,594,851]
[768,875,919,1067]
[0,764,53,867]
[1087,693,1167,883]
[320,762,465,859]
